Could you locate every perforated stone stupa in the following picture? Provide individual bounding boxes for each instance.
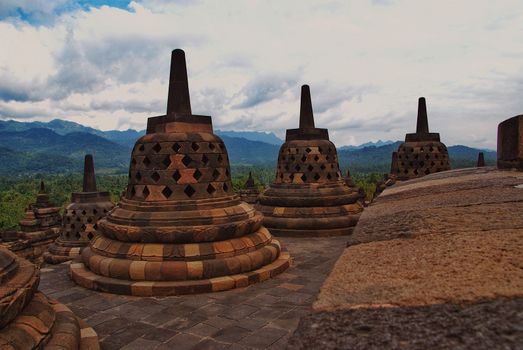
[1,182,61,262]
[239,172,260,204]
[257,85,363,236]
[70,49,290,296]
[0,247,99,348]
[45,155,114,264]
[391,97,450,180]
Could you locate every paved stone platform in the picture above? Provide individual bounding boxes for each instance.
[39,236,347,349]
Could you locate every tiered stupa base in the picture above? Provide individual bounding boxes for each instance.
[393,141,450,180]
[70,196,291,296]
[44,239,85,264]
[0,249,99,349]
[258,183,363,237]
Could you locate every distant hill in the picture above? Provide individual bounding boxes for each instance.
[215,130,283,145]
[339,140,396,150]
[0,119,496,176]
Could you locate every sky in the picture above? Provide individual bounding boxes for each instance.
[0,0,522,149]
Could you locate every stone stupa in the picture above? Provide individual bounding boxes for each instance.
[238,172,260,204]
[391,97,450,180]
[497,115,523,170]
[257,85,363,236]
[0,247,99,348]
[477,152,485,167]
[1,181,62,262]
[44,155,114,264]
[71,49,290,296]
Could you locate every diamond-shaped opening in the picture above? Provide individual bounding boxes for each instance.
[223,183,229,192]
[173,170,181,182]
[143,186,150,199]
[290,155,295,161]
[217,154,223,162]
[320,164,326,170]
[284,165,289,171]
[191,142,200,151]
[162,186,173,199]
[76,216,81,222]
[326,155,330,161]
[81,224,86,231]
[163,156,171,168]
[153,143,162,153]
[314,155,320,162]
[290,174,295,180]
[103,209,108,213]
[182,155,192,167]
[202,154,209,164]
[301,174,307,182]
[219,143,225,150]
[193,169,202,180]
[431,161,436,166]
[327,173,332,180]
[67,217,71,222]
[151,171,161,182]
[281,156,286,161]
[429,147,434,152]
[425,154,430,160]
[130,187,136,197]
[184,185,196,197]
[93,208,98,215]
[305,147,312,153]
[172,143,181,153]
[414,154,419,159]
[414,169,419,175]
[307,165,314,171]
[135,171,142,181]
[87,232,94,240]
[212,169,220,180]
[225,168,230,177]
[425,169,431,175]
[280,173,284,179]
[207,184,216,194]
[71,223,75,229]
[82,210,86,215]
[131,158,137,166]
[87,217,93,223]
[75,232,81,239]
[301,155,307,162]
[295,164,301,171]
[314,173,321,180]
[143,157,151,167]
[209,143,215,150]
[139,144,145,151]
[94,223,98,230]
[318,147,322,153]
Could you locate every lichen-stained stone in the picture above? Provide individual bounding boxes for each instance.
[239,172,260,204]
[257,85,363,237]
[497,115,523,170]
[0,247,99,349]
[1,182,61,264]
[44,155,114,264]
[70,49,290,296]
[391,97,451,180]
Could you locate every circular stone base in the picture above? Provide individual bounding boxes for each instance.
[44,242,84,264]
[70,251,291,296]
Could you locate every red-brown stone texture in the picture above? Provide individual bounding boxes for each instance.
[257,85,363,237]
[1,182,61,264]
[0,247,99,349]
[288,167,523,349]
[391,97,450,180]
[44,155,114,264]
[238,172,260,204]
[70,49,290,296]
[497,114,523,170]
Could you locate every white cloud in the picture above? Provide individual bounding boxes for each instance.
[0,0,522,149]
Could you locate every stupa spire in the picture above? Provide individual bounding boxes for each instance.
[416,97,429,134]
[246,171,255,188]
[299,85,315,129]
[166,49,192,116]
[39,181,45,193]
[82,154,97,192]
[477,152,485,167]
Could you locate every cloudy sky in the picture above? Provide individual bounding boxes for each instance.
[0,0,522,148]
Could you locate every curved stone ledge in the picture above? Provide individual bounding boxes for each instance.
[71,250,291,296]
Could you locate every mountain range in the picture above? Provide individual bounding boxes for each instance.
[0,119,496,176]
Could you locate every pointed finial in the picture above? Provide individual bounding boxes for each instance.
[346,169,351,178]
[246,171,255,188]
[166,49,192,116]
[39,180,46,193]
[477,152,485,167]
[299,85,315,129]
[83,154,97,192]
[416,97,429,134]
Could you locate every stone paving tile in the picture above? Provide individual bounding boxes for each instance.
[39,236,348,349]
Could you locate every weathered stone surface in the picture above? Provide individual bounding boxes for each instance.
[0,248,99,349]
[258,85,363,237]
[497,114,523,170]
[71,49,289,296]
[238,172,260,204]
[44,155,114,264]
[1,182,61,264]
[391,97,450,180]
[288,167,523,349]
